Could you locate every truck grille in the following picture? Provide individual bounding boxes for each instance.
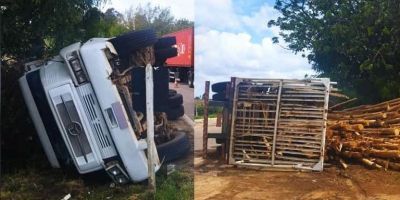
[77,84,117,158]
[55,94,92,159]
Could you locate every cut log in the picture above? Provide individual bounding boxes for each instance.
[366,120,385,128]
[367,149,400,159]
[352,112,387,120]
[386,118,400,124]
[360,158,383,170]
[362,128,399,136]
[374,158,400,171]
[339,158,348,169]
[341,151,363,159]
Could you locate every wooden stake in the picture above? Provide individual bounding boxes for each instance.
[145,64,156,191]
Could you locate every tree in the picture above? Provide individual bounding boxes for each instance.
[1,0,106,60]
[0,0,106,172]
[82,8,128,40]
[126,3,194,36]
[268,0,400,103]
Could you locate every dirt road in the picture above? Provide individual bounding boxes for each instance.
[194,120,400,200]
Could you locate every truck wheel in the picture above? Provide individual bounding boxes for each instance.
[168,93,183,107]
[212,93,228,101]
[212,81,230,93]
[154,36,176,49]
[168,89,177,97]
[156,131,190,162]
[155,47,178,61]
[166,105,184,120]
[109,29,158,58]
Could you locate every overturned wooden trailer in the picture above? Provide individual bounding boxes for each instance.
[204,77,335,171]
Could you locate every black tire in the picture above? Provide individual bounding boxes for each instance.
[155,47,178,61]
[212,81,230,93]
[156,131,190,162]
[168,89,177,97]
[154,36,176,49]
[212,93,228,101]
[132,66,169,114]
[109,29,158,58]
[168,93,183,108]
[166,105,184,120]
[216,138,225,144]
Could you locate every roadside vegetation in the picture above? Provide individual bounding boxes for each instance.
[268,0,400,103]
[194,99,223,119]
[1,162,193,200]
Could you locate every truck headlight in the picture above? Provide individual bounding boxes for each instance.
[75,70,87,83]
[68,52,88,84]
[106,162,130,184]
[69,58,82,71]
[109,166,121,176]
[116,175,128,184]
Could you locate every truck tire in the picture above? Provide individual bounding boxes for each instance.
[154,36,176,49]
[168,89,177,97]
[166,105,184,120]
[168,93,183,108]
[109,29,158,58]
[156,131,190,162]
[155,47,178,61]
[132,66,169,114]
[212,81,230,93]
[212,93,228,101]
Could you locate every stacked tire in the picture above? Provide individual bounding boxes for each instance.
[166,89,185,120]
[110,29,184,120]
[131,66,169,114]
[212,81,230,101]
[155,36,184,120]
[110,29,188,162]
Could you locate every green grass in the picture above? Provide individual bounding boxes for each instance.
[1,165,193,200]
[195,113,219,119]
[195,100,223,119]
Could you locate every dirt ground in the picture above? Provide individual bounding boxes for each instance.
[194,151,400,200]
[194,120,400,200]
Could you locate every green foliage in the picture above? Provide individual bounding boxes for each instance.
[1,0,106,59]
[0,166,193,200]
[269,0,400,103]
[195,100,223,119]
[128,3,194,36]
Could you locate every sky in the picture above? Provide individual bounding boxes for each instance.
[104,0,314,96]
[194,0,314,96]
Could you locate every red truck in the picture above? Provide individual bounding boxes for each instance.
[163,27,194,87]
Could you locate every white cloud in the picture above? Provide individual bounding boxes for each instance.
[241,4,281,37]
[194,1,314,96]
[195,0,241,31]
[102,0,194,20]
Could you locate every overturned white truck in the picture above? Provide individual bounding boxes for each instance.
[18,29,187,184]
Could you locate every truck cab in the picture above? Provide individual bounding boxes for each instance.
[19,38,160,184]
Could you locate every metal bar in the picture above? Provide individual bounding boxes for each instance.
[271,80,283,165]
[202,81,210,159]
[318,78,331,171]
[228,77,238,164]
[145,64,155,191]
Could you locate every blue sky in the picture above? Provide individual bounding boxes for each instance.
[232,0,277,41]
[194,0,314,96]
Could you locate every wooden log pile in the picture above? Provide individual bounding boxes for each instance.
[326,98,400,171]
